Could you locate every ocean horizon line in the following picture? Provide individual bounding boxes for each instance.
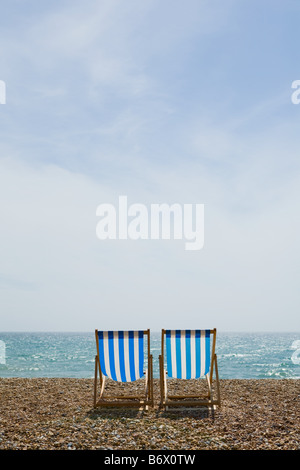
[1,330,299,334]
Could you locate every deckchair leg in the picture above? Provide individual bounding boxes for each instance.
[99,375,106,399]
[206,354,221,408]
[144,369,149,411]
[159,354,165,408]
[206,373,217,409]
[206,372,213,399]
[148,355,154,406]
[94,355,107,406]
[214,354,221,407]
[159,355,162,406]
[163,371,168,410]
[159,354,169,410]
[143,354,154,409]
[149,355,152,404]
[145,369,148,394]
[94,355,98,407]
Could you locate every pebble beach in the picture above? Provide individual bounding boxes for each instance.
[0,377,299,451]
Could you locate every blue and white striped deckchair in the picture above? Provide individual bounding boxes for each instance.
[98,330,145,382]
[159,328,221,409]
[165,330,211,379]
[94,329,153,408]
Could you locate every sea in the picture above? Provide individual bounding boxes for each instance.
[0,331,300,380]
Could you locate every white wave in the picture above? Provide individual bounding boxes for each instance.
[291,349,300,365]
[221,353,258,358]
[291,339,300,365]
[0,340,5,365]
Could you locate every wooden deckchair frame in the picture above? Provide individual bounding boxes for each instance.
[94,329,154,409]
[159,328,221,409]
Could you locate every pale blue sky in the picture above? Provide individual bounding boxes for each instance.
[0,0,300,331]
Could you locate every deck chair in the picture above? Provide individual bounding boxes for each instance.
[94,329,153,409]
[159,328,221,409]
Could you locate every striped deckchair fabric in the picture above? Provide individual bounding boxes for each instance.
[97,330,144,382]
[159,328,221,409]
[94,329,153,409]
[165,330,211,379]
